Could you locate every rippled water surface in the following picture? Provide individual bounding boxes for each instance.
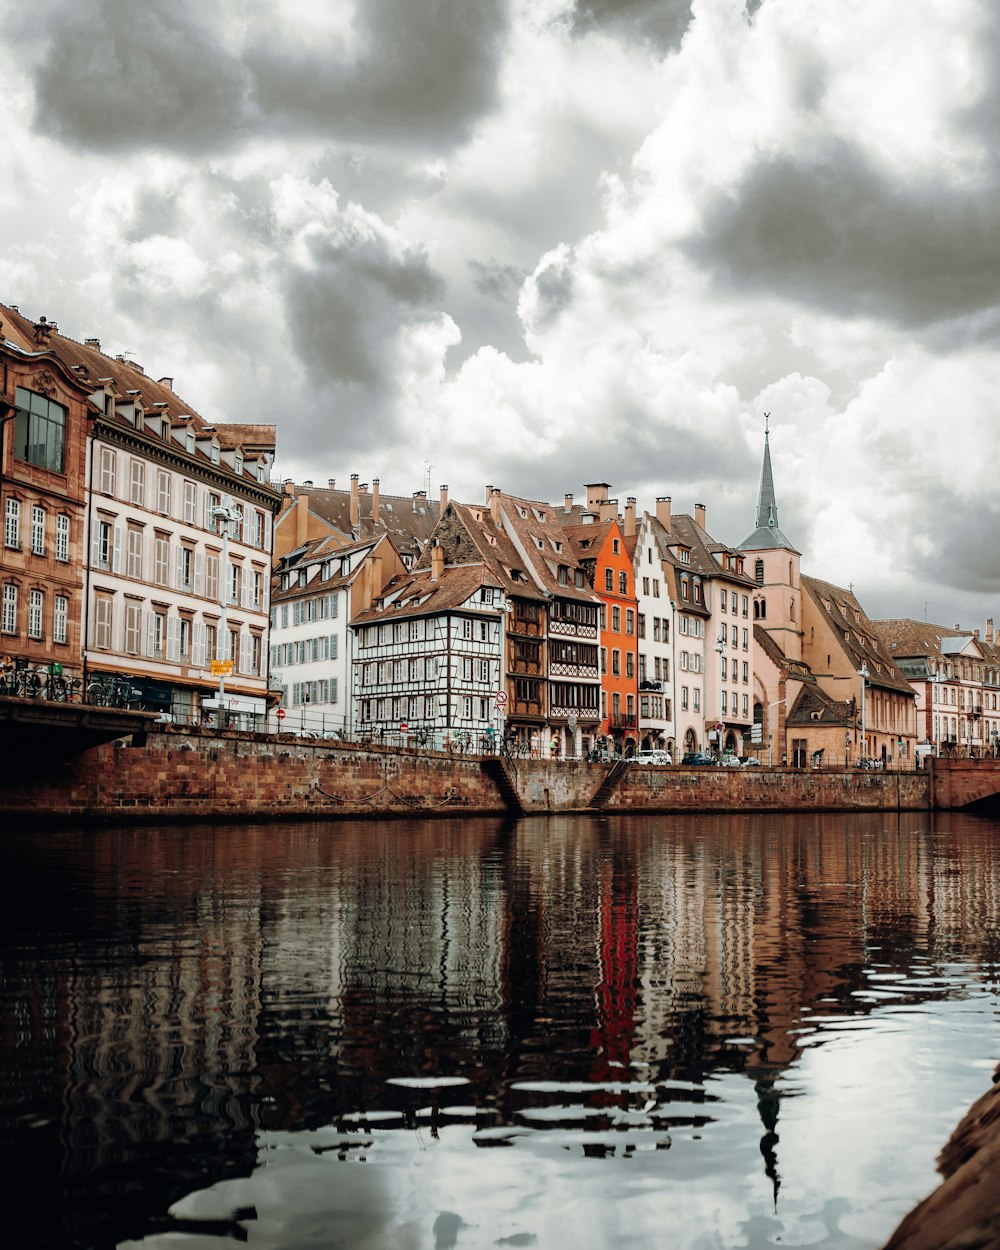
[1,811,999,1250]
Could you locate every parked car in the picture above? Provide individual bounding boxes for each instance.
[741,756,761,767]
[681,752,715,766]
[634,750,672,766]
[719,753,742,767]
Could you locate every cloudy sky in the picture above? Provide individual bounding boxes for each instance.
[3,0,999,626]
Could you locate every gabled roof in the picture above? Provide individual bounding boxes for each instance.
[271,534,394,603]
[351,563,501,625]
[803,576,914,695]
[668,513,755,585]
[786,683,855,728]
[423,502,548,602]
[279,483,441,560]
[494,491,601,604]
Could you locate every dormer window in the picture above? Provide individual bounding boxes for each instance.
[211,445,220,464]
[185,430,195,452]
[235,454,243,475]
[678,548,690,564]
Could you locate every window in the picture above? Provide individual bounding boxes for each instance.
[681,686,689,710]
[612,649,621,675]
[2,583,17,634]
[643,577,650,596]
[178,546,194,591]
[613,538,620,554]
[618,571,628,595]
[229,562,241,606]
[27,590,43,639]
[604,568,613,591]
[755,559,764,585]
[154,535,170,586]
[179,617,192,660]
[653,579,660,597]
[611,606,621,632]
[183,481,197,524]
[148,610,165,659]
[742,628,749,650]
[678,548,690,564]
[157,470,171,515]
[95,596,113,650]
[625,609,634,635]
[130,459,145,506]
[127,527,143,578]
[721,590,727,612]
[637,613,645,639]
[31,506,45,555]
[53,595,68,644]
[692,688,700,711]
[721,657,727,680]
[626,652,634,678]
[253,510,265,548]
[124,603,142,654]
[95,519,113,570]
[252,569,262,610]
[13,388,66,472]
[56,514,70,562]
[206,623,217,663]
[99,447,116,496]
[205,554,219,602]
[5,498,20,548]
[250,633,262,675]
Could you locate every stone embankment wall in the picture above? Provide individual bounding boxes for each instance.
[0,726,938,824]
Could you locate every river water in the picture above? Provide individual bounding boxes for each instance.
[1,811,998,1250]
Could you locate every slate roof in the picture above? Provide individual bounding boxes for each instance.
[493,491,601,604]
[271,534,392,604]
[786,682,855,728]
[424,502,549,602]
[740,426,799,553]
[279,483,441,562]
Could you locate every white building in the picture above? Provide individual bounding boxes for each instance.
[81,358,279,727]
[269,533,405,735]
[352,543,506,750]
[633,508,676,754]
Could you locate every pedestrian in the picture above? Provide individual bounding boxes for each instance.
[550,733,559,758]
[530,732,540,758]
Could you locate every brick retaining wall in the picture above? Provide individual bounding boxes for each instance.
[0,728,934,824]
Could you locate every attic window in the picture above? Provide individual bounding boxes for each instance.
[211,446,220,464]
[185,430,195,452]
[823,599,832,611]
[551,540,562,553]
[518,507,527,519]
[678,548,690,564]
[235,454,243,475]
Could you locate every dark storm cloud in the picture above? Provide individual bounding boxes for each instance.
[572,0,693,52]
[249,0,510,147]
[468,259,525,300]
[685,144,1000,333]
[32,0,251,152]
[28,0,509,153]
[284,234,444,390]
[907,492,1000,594]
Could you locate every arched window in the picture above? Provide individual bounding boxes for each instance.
[753,601,760,620]
[755,559,764,585]
[789,599,795,621]
[788,559,793,583]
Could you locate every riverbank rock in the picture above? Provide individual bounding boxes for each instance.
[882,1065,1000,1250]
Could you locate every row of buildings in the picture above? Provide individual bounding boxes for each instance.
[4,302,1000,761]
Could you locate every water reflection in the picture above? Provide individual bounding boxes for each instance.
[1,812,998,1249]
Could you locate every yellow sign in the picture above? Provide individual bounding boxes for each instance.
[210,660,233,676]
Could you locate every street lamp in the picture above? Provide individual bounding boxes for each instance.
[858,662,869,765]
[211,504,240,730]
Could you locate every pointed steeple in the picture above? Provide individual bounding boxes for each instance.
[739,414,799,552]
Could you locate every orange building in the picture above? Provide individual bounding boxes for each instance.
[565,517,639,754]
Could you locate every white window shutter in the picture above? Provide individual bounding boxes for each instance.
[239,630,250,673]
[194,551,203,596]
[167,615,180,661]
[193,622,206,667]
[91,524,102,568]
[112,525,122,573]
[146,615,156,658]
[175,545,184,590]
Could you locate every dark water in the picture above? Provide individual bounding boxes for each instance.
[1,812,998,1250]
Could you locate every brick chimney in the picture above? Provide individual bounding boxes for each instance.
[327,478,336,489]
[624,497,637,538]
[694,502,706,529]
[440,483,449,509]
[295,489,309,547]
[656,496,672,529]
[372,478,380,523]
[987,617,995,645]
[283,479,295,495]
[564,492,574,511]
[350,474,359,528]
[490,487,502,526]
[598,497,618,522]
[430,540,444,582]
[586,481,610,510]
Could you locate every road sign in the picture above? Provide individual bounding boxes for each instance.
[276,707,286,721]
[400,721,409,735]
[495,691,508,706]
[211,659,233,677]
[715,721,725,732]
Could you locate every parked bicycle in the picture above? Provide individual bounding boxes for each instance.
[86,675,144,709]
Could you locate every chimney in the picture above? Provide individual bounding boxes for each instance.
[987,617,994,645]
[430,539,445,582]
[33,316,53,346]
[586,481,610,510]
[598,497,617,522]
[655,496,672,530]
[359,481,368,494]
[955,624,961,632]
[490,487,502,526]
[283,479,295,495]
[303,480,313,487]
[440,483,449,509]
[974,628,980,640]
[564,492,574,511]
[694,502,706,529]
[85,337,102,352]
[372,478,380,523]
[350,474,360,528]
[624,497,637,538]
[327,478,336,489]
[295,489,309,547]
[157,376,174,390]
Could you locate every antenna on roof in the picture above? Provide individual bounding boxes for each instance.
[423,459,433,494]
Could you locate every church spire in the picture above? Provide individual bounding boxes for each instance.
[738,413,799,553]
[755,413,779,531]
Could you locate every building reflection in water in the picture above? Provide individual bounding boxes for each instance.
[1,811,999,1249]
